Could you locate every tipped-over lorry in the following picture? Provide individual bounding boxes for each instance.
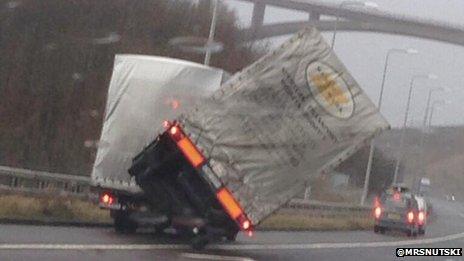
[92,27,389,249]
[91,54,227,235]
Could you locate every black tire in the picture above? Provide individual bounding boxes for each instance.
[407,229,418,237]
[225,227,239,241]
[114,211,138,234]
[226,231,238,242]
[418,226,425,235]
[406,230,412,237]
[154,221,170,235]
[373,225,380,233]
[153,226,166,235]
[191,236,209,251]
[379,227,386,234]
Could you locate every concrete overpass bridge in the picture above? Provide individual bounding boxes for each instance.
[233,0,464,46]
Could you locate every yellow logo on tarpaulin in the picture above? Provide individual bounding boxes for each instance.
[310,73,350,106]
[306,62,354,119]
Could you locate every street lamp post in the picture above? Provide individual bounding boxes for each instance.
[421,100,449,169]
[418,88,446,160]
[377,49,419,108]
[418,100,448,186]
[360,48,418,205]
[331,1,378,50]
[428,100,447,127]
[392,74,438,184]
[415,89,447,192]
[204,0,219,65]
[419,88,448,147]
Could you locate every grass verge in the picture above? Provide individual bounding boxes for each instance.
[259,213,373,231]
[0,194,372,231]
[0,193,111,223]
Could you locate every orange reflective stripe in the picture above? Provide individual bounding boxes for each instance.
[216,188,243,220]
[177,137,205,168]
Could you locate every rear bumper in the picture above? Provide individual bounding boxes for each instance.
[376,218,415,232]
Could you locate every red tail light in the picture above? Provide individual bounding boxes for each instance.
[237,215,252,231]
[167,124,206,168]
[170,126,179,136]
[216,187,254,235]
[374,207,382,219]
[242,220,251,230]
[407,211,414,223]
[418,211,425,224]
[100,192,115,205]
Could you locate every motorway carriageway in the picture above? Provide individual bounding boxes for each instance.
[0,198,463,261]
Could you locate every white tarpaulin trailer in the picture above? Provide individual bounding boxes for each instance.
[91,55,226,193]
[178,27,390,224]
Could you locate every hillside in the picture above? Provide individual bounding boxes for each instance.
[338,126,464,198]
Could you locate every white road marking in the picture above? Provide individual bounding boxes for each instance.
[215,231,464,251]
[0,231,463,251]
[181,252,255,261]
[0,244,189,250]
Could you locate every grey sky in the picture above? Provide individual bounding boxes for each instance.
[223,0,464,127]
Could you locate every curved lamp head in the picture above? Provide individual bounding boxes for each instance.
[442,87,452,92]
[168,36,224,55]
[406,48,419,54]
[363,1,379,8]
[432,100,450,107]
[412,73,438,83]
[430,86,448,93]
[341,1,378,9]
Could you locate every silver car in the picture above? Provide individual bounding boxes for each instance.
[374,193,426,236]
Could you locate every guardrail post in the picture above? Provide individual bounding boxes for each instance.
[10,177,19,187]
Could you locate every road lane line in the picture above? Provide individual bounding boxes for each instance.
[214,231,464,250]
[1,231,464,251]
[181,252,255,261]
[0,244,190,250]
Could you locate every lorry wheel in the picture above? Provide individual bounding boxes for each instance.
[226,231,238,242]
[154,223,169,235]
[191,235,209,251]
[225,227,239,241]
[114,212,138,234]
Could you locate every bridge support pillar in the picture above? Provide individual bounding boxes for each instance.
[250,0,266,39]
